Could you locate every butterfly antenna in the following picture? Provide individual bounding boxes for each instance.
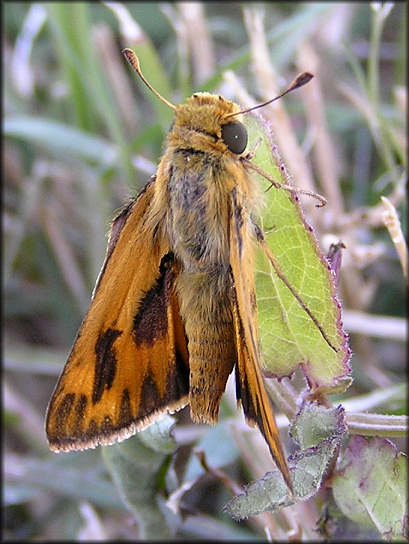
[122,48,176,111]
[225,72,313,119]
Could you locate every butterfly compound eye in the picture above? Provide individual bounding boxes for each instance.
[221,122,248,154]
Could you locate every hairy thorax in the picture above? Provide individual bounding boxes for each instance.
[168,151,231,274]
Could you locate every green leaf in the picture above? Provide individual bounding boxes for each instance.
[5,452,122,510]
[5,117,117,165]
[102,416,178,539]
[137,414,179,454]
[46,3,135,181]
[224,403,347,520]
[246,113,351,390]
[332,435,408,540]
[289,402,346,449]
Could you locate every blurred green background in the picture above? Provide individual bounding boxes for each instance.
[3,2,406,540]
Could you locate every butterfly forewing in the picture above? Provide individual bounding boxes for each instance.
[229,185,292,491]
[46,179,190,452]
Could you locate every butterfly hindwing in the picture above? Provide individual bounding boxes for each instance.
[46,178,190,452]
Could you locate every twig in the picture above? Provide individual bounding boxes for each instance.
[342,309,406,341]
[380,196,408,282]
[346,412,407,437]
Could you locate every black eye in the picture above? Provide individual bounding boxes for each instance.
[221,122,248,154]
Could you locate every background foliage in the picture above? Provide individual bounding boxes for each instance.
[4,2,407,540]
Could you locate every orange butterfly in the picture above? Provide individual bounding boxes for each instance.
[46,49,321,492]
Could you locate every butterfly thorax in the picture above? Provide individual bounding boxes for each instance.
[163,93,257,272]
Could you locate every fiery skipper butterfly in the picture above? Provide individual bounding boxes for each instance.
[46,49,330,492]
